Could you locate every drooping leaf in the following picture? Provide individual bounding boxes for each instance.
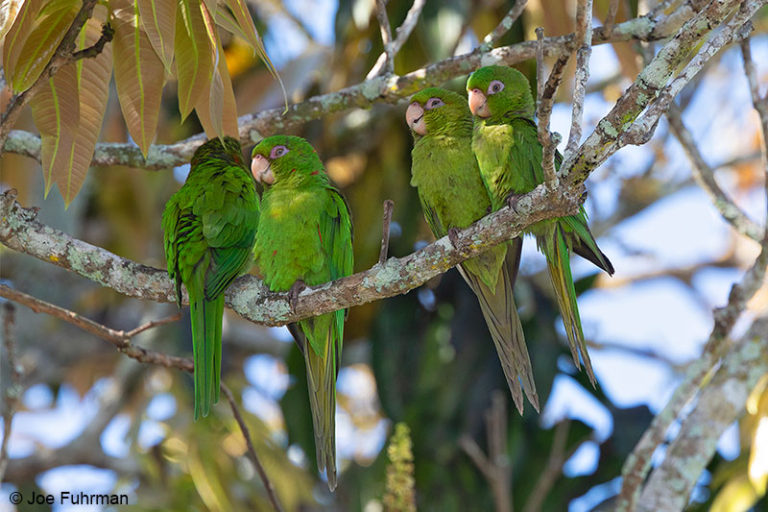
[27,6,112,205]
[2,0,43,78]
[5,0,78,93]
[0,0,24,42]
[28,61,79,197]
[218,0,278,79]
[111,0,165,156]
[174,0,215,120]
[59,10,112,204]
[137,0,176,72]
[194,37,238,139]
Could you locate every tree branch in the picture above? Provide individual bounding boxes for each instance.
[221,384,284,512]
[0,302,21,483]
[2,3,706,168]
[667,105,764,241]
[637,315,768,511]
[480,0,528,51]
[616,236,768,510]
[0,184,581,327]
[566,0,766,186]
[563,0,593,165]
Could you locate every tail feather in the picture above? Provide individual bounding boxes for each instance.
[190,295,224,420]
[458,250,539,414]
[299,315,339,490]
[546,227,596,385]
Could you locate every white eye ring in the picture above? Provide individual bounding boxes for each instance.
[425,97,445,110]
[487,80,504,95]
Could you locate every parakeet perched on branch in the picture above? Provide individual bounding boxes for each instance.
[162,136,260,419]
[467,65,614,384]
[251,135,353,490]
[406,87,538,413]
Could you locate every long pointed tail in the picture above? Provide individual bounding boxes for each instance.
[458,249,539,414]
[546,226,596,385]
[300,314,339,490]
[190,295,224,419]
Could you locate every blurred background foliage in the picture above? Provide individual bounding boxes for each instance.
[2,0,768,511]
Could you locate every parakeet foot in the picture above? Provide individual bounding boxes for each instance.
[448,227,467,252]
[288,280,307,312]
[506,193,524,214]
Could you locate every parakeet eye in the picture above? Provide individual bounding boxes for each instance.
[487,80,505,95]
[425,97,445,110]
[270,145,289,159]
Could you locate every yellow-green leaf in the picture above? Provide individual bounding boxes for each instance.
[174,0,214,120]
[195,38,238,139]
[59,11,112,204]
[28,60,79,197]
[2,0,43,86]
[111,0,165,157]
[0,0,25,42]
[7,0,78,93]
[137,0,176,72]
[219,0,276,78]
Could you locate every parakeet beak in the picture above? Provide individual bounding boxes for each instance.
[406,102,427,135]
[468,88,490,118]
[251,154,275,185]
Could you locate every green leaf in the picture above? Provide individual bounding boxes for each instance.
[218,0,277,79]
[137,0,176,72]
[5,0,78,93]
[194,37,238,139]
[28,7,113,205]
[174,0,214,120]
[111,0,165,157]
[29,60,79,197]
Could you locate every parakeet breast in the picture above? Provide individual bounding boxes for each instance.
[254,186,331,291]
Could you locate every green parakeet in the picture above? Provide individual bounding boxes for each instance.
[162,136,260,419]
[466,65,614,384]
[406,87,538,413]
[250,135,353,490]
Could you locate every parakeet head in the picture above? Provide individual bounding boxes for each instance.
[250,135,325,186]
[190,136,246,167]
[406,87,473,138]
[466,66,535,121]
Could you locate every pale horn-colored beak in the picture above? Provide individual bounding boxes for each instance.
[468,89,490,118]
[406,102,426,135]
[251,154,275,185]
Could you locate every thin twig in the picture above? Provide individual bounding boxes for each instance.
[523,420,585,512]
[368,0,426,79]
[0,284,191,371]
[536,27,564,186]
[667,105,763,241]
[481,0,528,50]
[603,0,620,38]
[563,0,594,165]
[740,37,768,207]
[460,391,512,512]
[379,199,395,265]
[0,0,100,151]
[369,0,395,78]
[0,302,21,483]
[221,384,284,512]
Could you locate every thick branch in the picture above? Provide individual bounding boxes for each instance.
[638,316,768,511]
[3,4,703,168]
[0,184,580,326]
